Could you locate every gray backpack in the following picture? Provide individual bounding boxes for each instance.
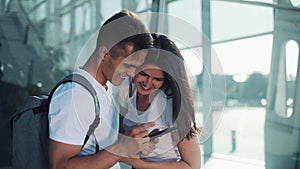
[11,74,100,169]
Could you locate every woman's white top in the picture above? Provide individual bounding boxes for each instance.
[119,78,180,162]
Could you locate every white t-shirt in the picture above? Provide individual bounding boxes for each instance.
[119,78,180,162]
[49,68,120,169]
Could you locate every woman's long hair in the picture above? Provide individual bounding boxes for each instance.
[144,33,200,141]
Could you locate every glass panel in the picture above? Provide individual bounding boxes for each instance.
[274,40,299,118]
[100,0,122,24]
[286,41,299,84]
[28,0,44,7]
[61,0,71,7]
[61,13,71,42]
[136,0,152,12]
[244,0,273,2]
[275,40,299,118]
[34,3,46,22]
[212,35,272,161]
[74,3,92,34]
[213,35,273,75]
[181,47,203,76]
[46,21,56,46]
[83,3,91,31]
[49,0,55,15]
[18,1,30,12]
[90,0,97,30]
[167,0,202,49]
[290,0,300,7]
[75,6,84,35]
[274,46,288,119]
[286,40,299,117]
[211,1,273,42]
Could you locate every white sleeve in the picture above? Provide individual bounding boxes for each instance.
[48,83,95,145]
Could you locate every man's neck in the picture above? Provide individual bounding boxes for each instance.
[82,54,108,90]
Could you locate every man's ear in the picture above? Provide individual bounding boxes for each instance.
[99,46,109,60]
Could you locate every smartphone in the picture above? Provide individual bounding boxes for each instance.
[148,127,177,140]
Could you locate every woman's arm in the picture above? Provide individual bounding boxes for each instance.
[121,136,201,169]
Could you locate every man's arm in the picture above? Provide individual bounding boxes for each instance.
[49,122,155,169]
[49,140,122,169]
[121,136,201,169]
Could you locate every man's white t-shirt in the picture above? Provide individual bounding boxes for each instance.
[49,68,120,169]
[119,78,180,162]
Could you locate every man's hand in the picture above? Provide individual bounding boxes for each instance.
[115,122,156,157]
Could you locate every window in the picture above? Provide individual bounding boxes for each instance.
[75,3,92,35]
[212,35,272,161]
[61,13,71,42]
[211,1,273,43]
[61,0,71,7]
[33,3,46,22]
[275,40,299,118]
[290,0,300,7]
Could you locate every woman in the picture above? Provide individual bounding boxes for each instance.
[119,34,201,169]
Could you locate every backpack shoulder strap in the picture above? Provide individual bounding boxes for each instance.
[50,74,100,151]
[49,74,100,117]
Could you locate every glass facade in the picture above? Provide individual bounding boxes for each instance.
[0,0,300,168]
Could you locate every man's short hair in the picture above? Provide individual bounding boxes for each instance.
[97,10,153,58]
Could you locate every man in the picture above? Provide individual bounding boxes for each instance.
[48,10,155,169]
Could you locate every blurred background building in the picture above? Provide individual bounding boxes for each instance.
[0,0,299,169]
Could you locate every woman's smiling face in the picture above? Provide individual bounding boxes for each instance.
[134,64,165,96]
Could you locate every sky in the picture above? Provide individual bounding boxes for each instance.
[182,32,299,79]
[167,0,299,78]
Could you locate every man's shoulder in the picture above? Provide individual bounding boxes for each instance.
[52,81,89,98]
